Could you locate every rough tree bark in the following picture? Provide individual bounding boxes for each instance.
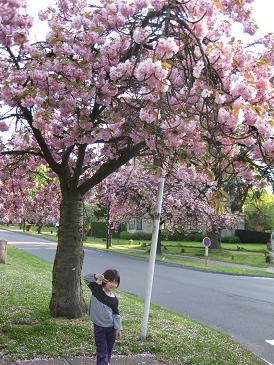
[209,228,221,250]
[106,203,112,249]
[49,190,86,318]
[22,219,26,232]
[156,227,162,254]
[37,222,43,234]
[0,240,7,264]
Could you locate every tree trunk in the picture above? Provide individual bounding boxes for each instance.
[106,203,112,249]
[0,240,7,264]
[209,229,221,250]
[106,232,112,249]
[37,224,43,234]
[156,228,161,254]
[49,191,86,318]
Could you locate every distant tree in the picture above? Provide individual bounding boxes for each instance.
[95,159,241,252]
[244,191,274,231]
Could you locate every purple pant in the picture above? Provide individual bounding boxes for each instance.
[93,324,116,365]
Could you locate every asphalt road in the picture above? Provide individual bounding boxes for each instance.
[2,229,274,364]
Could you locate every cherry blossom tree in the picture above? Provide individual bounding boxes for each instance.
[95,159,242,249]
[0,0,273,317]
[0,149,60,228]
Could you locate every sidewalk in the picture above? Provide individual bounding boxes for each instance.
[0,355,167,365]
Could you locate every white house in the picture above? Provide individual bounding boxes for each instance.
[127,216,153,234]
[127,214,245,237]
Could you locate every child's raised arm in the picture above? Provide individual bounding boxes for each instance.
[83,273,108,285]
[83,273,97,286]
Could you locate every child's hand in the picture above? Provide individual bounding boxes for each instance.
[116,330,122,338]
[95,273,108,283]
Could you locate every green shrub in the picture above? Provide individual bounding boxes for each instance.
[160,230,170,241]
[161,230,205,242]
[90,221,107,238]
[187,232,204,242]
[83,223,91,237]
[222,235,241,243]
[169,230,187,241]
[112,231,120,239]
[162,230,208,242]
[119,231,132,240]
[236,229,270,244]
[120,231,152,240]
[89,221,121,238]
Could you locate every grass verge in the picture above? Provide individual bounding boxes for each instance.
[0,246,265,365]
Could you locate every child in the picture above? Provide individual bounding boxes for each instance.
[84,269,122,365]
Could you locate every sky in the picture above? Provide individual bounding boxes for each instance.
[251,0,274,34]
[26,0,274,39]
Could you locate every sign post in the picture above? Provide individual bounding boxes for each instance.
[202,237,211,265]
[141,176,165,341]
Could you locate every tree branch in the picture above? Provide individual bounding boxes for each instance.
[78,142,146,195]
[61,145,75,168]
[72,144,87,189]
[20,106,62,175]
[1,149,43,158]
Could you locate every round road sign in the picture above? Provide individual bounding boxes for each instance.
[202,237,211,247]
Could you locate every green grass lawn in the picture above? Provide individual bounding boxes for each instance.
[85,237,270,269]
[0,246,265,365]
[163,246,268,267]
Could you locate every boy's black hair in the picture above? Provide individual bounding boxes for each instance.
[102,269,120,287]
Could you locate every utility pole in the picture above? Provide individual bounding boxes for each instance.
[140,176,165,340]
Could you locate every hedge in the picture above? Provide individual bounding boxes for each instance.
[120,231,152,240]
[221,235,241,243]
[162,230,205,242]
[235,229,270,244]
[90,221,107,238]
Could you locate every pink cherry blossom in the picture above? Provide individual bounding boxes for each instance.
[0,121,8,131]
[133,28,149,44]
[156,38,179,59]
